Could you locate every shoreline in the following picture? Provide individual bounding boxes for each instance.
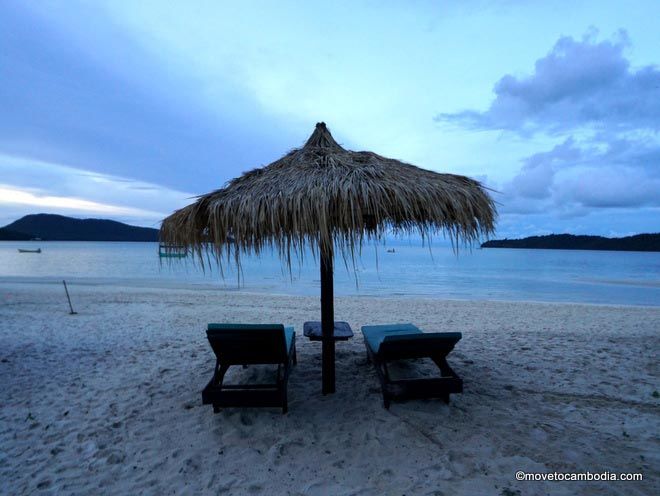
[1,276,659,309]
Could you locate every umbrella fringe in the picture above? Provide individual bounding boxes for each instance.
[159,123,497,281]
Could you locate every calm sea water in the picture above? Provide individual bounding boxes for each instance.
[1,240,658,306]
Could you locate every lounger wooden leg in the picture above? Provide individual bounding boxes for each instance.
[211,360,221,383]
[215,363,230,387]
[280,359,291,414]
[206,363,230,414]
[382,362,391,381]
[431,354,463,402]
[432,355,453,377]
[210,361,230,388]
[282,389,288,414]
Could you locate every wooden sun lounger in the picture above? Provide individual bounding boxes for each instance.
[361,323,463,409]
[202,324,297,414]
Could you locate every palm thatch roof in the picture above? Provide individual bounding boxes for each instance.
[160,122,496,269]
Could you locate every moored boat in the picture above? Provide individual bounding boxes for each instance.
[158,244,187,258]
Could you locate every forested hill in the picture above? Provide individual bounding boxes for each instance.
[0,228,32,241]
[0,214,159,241]
[481,233,660,252]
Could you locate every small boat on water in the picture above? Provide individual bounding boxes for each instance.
[386,248,395,253]
[158,244,187,258]
[18,248,41,253]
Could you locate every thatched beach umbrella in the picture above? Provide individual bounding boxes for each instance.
[160,123,496,394]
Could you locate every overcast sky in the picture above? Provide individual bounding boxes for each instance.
[1,0,658,237]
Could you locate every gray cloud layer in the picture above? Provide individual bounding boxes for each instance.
[0,3,300,196]
[502,138,660,215]
[437,31,660,235]
[436,31,660,135]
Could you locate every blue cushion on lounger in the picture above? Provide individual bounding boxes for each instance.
[361,323,422,353]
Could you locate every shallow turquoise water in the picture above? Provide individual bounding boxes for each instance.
[1,240,658,306]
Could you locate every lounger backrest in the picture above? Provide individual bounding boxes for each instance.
[206,324,287,364]
[379,332,462,361]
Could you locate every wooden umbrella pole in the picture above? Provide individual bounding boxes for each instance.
[320,246,335,394]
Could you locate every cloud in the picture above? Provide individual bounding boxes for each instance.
[0,153,193,226]
[436,31,660,135]
[508,138,582,199]
[0,186,159,217]
[433,30,660,237]
[0,2,303,196]
[555,165,660,209]
[498,138,660,220]
[493,206,660,239]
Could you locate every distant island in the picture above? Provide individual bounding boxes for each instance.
[481,233,660,252]
[0,214,159,242]
[0,228,33,241]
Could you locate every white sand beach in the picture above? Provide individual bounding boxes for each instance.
[1,281,658,495]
